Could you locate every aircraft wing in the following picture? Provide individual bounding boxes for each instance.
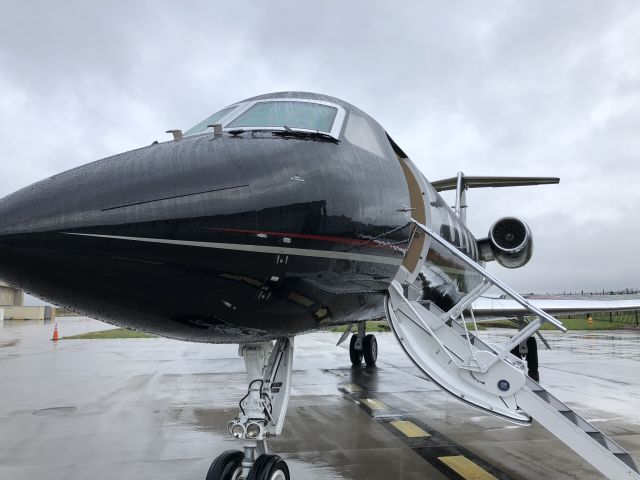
[431,176,560,192]
[472,293,640,318]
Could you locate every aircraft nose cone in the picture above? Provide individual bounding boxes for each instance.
[0,136,261,332]
[0,181,71,302]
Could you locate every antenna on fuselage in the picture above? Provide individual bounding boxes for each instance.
[166,129,183,141]
[207,124,223,136]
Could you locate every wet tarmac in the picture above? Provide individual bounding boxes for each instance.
[0,318,639,480]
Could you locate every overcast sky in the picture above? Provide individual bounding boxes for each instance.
[1,1,639,299]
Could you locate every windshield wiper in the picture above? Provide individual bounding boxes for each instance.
[273,126,339,143]
[227,128,273,137]
[228,127,339,143]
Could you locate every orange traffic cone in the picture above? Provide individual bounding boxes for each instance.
[52,322,59,341]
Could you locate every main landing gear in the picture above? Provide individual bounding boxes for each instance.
[207,338,294,480]
[510,336,539,382]
[349,322,378,366]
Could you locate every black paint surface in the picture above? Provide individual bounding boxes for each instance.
[0,92,480,343]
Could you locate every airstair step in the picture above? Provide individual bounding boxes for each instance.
[525,379,545,392]
[407,301,446,331]
[616,453,640,472]
[547,396,571,413]
[559,408,601,432]
[587,432,610,449]
[533,389,551,402]
[560,410,579,423]
[595,433,628,455]
[527,383,572,412]
[573,416,599,434]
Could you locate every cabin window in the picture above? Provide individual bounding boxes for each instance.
[344,112,385,157]
[185,106,237,135]
[227,101,338,133]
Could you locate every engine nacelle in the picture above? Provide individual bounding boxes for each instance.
[478,217,533,269]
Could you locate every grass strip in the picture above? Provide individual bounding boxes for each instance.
[64,328,156,339]
[484,317,637,330]
[330,320,392,333]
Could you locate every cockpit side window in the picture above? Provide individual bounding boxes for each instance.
[185,106,237,135]
[344,112,385,158]
[226,101,338,133]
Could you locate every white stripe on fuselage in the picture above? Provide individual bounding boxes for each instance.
[63,233,403,266]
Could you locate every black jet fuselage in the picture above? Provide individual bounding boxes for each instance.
[0,92,480,343]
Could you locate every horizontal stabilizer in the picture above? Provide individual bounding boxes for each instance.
[431,175,560,192]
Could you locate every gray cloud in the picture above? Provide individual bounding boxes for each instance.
[1,0,639,294]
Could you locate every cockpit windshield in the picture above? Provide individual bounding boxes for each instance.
[227,101,338,133]
[185,106,236,135]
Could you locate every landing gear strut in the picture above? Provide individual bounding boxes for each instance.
[511,336,539,381]
[349,322,378,366]
[207,338,293,480]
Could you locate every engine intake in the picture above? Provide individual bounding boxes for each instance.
[478,217,533,269]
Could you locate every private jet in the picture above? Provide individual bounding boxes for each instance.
[0,92,638,480]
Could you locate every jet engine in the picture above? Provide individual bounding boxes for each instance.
[478,217,533,269]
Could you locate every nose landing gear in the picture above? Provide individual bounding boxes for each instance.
[349,322,378,366]
[207,450,290,480]
[208,338,294,480]
[206,450,243,480]
[247,454,290,480]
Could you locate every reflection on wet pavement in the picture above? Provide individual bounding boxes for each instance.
[0,317,638,479]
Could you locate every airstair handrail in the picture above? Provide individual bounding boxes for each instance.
[411,219,567,333]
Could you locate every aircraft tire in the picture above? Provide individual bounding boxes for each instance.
[363,334,378,366]
[247,454,290,480]
[206,449,243,480]
[526,336,539,381]
[349,335,363,366]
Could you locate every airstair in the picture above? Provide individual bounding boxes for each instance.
[385,219,640,480]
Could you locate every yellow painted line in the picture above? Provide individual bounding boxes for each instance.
[343,383,362,392]
[438,456,498,480]
[390,420,430,438]
[361,398,387,410]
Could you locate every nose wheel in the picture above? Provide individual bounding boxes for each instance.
[206,450,243,480]
[207,451,290,480]
[247,454,290,480]
[349,323,378,366]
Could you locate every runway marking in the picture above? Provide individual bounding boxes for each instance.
[361,398,387,410]
[390,420,430,438]
[342,383,362,393]
[438,456,498,480]
[333,367,513,480]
